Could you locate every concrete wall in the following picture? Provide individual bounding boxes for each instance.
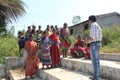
[60,58,120,80]
[100,53,120,61]
[0,64,6,78]
[5,49,27,70]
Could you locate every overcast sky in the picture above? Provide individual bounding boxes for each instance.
[10,0,120,35]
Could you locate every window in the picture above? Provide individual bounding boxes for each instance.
[70,28,73,35]
[84,24,88,30]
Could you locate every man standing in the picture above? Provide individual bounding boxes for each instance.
[87,15,102,80]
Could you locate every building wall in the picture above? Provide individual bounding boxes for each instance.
[71,22,88,38]
[97,15,120,28]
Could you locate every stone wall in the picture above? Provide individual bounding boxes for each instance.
[0,64,6,78]
[5,57,24,70]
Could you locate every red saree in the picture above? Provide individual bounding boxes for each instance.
[70,40,85,57]
[49,34,60,65]
[25,40,39,77]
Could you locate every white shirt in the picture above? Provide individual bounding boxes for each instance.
[90,22,102,42]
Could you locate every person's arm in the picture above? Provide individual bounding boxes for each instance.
[35,43,38,55]
[24,41,30,56]
[86,24,96,43]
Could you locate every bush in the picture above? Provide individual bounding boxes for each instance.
[0,36,19,63]
[83,29,89,39]
[102,25,120,46]
[70,35,77,47]
[101,37,120,53]
[82,25,120,53]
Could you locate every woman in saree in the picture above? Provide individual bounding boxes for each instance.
[41,31,52,69]
[25,34,40,80]
[70,35,85,58]
[49,29,60,67]
[60,23,71,58]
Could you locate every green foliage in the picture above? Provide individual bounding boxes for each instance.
[0,0,26,34]
[0,0,26,22]
[101,38,120,53]
[83,29,90,39]
[70,35,77,47]
[102,25,120,47]
[0,36,19,63]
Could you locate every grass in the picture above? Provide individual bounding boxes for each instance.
[101,25,120,53]
[0,36,19,63]
[101,38,120,53]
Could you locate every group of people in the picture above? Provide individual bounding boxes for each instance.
[18,23,72,79]
[18,15,102,80]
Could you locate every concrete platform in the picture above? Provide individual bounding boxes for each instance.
[60,57,120,80]
[38,64,106,80]
[100,53,120,61]
[0,64,6,78]
[8,68,42,80]
[8,59,120,80]
[0,78,6,80]
[38,68,90,80]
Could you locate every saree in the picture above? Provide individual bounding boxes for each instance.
[60,28,71,51]
[85,44,91,59]
[25,40,39,77]
[85,47,91,58]
[70,40,85,58]
[41,37,52,65]
[49,34,60,65]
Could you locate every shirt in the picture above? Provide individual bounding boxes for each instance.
[90,22,102,42]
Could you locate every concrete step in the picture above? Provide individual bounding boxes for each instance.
[8,68,42,80]
[60,56,120,80]
[100,53,120,61]
[0,78,6,80]
[37,63,106,80]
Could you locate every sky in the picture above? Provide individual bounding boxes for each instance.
[10,0,120,36]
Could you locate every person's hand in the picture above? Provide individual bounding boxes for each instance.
[87,39,90,44]
[86,38,92,44]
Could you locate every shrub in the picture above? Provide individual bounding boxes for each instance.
[0,36,19,63]
[102,25,120,47]
[82,25,120,53]
[70,35,77,47]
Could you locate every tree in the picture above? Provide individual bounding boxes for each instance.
[72,16,81,25]
[0,0,26,33]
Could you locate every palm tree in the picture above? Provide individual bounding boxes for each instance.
[0,0,26,33]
